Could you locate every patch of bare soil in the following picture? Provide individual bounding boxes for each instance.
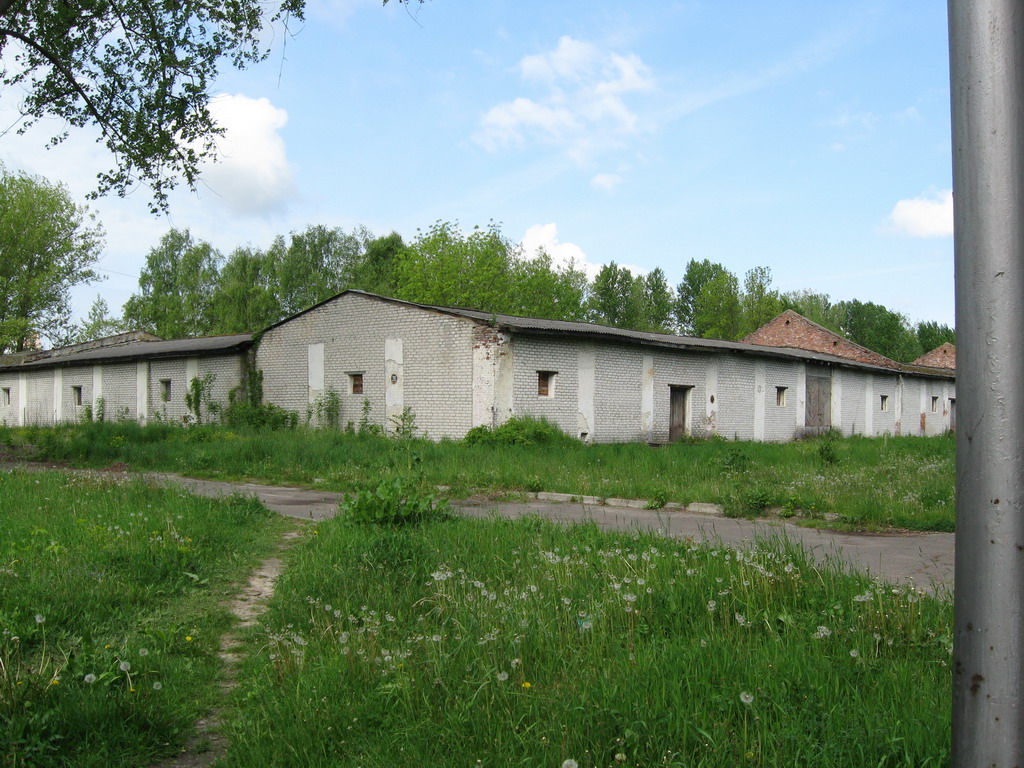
[148,528,302,768]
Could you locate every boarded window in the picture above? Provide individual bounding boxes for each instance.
[71,386,83,407]
[775,386,787,406]
[931,396,940,413]
[160,379,171,402]
[1,388,9,406]
[350,373,364,395]
[537,371,556,397]
[880,394,889,412]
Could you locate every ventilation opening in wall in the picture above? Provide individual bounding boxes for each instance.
[1,388,9,406]
[349,373,364,395]
[160,379,171,402]
[71,386,83,407]
[880,394,889,412]
[537,371,556,397]
[776,386,787,406]
[931,396,940,413]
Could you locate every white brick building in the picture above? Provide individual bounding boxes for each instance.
[0,291,956,441]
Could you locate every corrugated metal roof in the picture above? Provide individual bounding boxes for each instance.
[0,334,253,370]
[346,292,953,379]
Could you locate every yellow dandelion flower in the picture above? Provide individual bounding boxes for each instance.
[185,635,193,642]
[521,681,532,689]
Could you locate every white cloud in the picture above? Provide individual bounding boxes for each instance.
[520,223,646,281]
[475,36,654,164]
[199,94,295,216]
[521,223,599,279]
[888,189,954,238]
[590,173,622,193]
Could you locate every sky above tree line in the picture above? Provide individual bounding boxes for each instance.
[0,1,954,329]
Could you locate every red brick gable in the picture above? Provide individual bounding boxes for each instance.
[912,343,956,370]
[742,310,902,369]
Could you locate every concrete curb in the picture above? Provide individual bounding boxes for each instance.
[528,490,723,515]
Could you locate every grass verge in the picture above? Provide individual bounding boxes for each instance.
[0,470,289,767]
[0,422,955,531]
[223,514,951,767]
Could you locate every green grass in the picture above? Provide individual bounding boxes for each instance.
[0,470,290,767]
[222,514,952,768]
[1,422,955,531]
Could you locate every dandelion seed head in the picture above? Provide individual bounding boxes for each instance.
[562,760,579,768]
[497,671,509,682]
[35,614,45,624]
[153,681,163,690]
[850,649,860,658]
[740,691,754,705]
[119,661,131,672]
[84,673,97,684]
[138,648,149,656]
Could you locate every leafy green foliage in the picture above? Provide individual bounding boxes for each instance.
[0,0,306,211]
[123,229,222,339]
[0,165,103,352]
[339,477,449,526]
[463,416,577,447]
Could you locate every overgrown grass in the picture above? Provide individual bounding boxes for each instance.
[0,422,956,531]
[223,515,951,767]
[0,470,289,767]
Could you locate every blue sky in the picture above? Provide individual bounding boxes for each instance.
[1,0,955,331]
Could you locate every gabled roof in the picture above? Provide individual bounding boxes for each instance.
[742,309,903,370]
[912,342,956,370]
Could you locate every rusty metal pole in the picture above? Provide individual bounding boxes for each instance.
[948,1,1024,765]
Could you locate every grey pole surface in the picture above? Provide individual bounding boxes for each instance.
[948,1,1024,764]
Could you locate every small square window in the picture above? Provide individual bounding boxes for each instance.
[931,396,940,413]
[1,388,9,406]
[160,379,171,402]
[880,394,889,412]
[349,373,364,395]
[538,371,556,397]
[71,385,83,407]
[775,386,787,406]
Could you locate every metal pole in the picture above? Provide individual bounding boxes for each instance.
[949,1,1024,765]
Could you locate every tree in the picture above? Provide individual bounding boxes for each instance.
[915,320,955,355]
[638,268,676,333]
[692,270,742,340]
[74,295,127,343]
[211,246,281,334]
[739,266,785,336]
[835,299,919,363]
[123,229,221,338]
[587,262,641,328]
[675,259,732,334]
[1,1,309,212]
[781,290,844,332]
[0,166,103,353]
[273,225,369,316]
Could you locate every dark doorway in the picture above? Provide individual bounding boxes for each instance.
[805,368,832,430]
[669,386,692,442]
[949,397,956,432]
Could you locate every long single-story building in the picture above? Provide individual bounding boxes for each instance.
[0,290,956,442]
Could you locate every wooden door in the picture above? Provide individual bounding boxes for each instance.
[805,369,832,428]
[669,386,690,442]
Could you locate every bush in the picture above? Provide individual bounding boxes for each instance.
[222,401,298,430]
[339,478,449,526]
[463,416,576,447]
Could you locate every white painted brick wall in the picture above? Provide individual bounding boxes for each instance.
[762,359,800,441]
[256,293,476,439]
[509,335,579,436]
[650,350,711,442]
